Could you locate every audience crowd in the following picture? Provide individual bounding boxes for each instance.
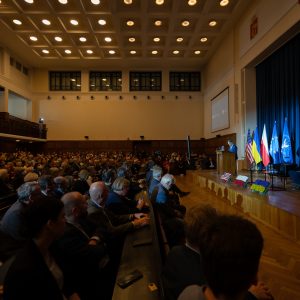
[0,150,272,300]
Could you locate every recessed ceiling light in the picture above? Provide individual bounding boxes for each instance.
[42,49,49,54]
[70,19,78,25]
[176,37,183,42]
[104,37,112,42]
[194,50,201,54]
[13,19,22,25]
[58,0,68,4]
[98,19,106,25]
[152,50,158,55]
[24,0,34,3]
[155,0,164,5]
[71,78,76,81]
[153,37,160,42]
[55,36,62,42]
[29,36,38,41]
[188,0,197,5]
[181,20,190,27]
[42,19,51,25]
[220,0,229,6]
[126,20,134,26]
[130,50,136,54]
[200,37,208,42]
[79,37,87,42]
[86,49,93,54]
[173,50,179,54]
[154,20,162,26]
[91,0,100,4]
[129,37,136,42]
[65,49,71,54]
[124,0,132,4]
[109,50,116,54]
[209,20,217,26]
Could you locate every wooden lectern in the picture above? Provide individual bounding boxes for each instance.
[216,150,236,175]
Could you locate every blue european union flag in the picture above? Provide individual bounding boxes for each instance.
[281,118,293,164]
[269,121,280,164]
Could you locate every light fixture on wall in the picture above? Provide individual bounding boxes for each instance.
[189,95,192,99]
[47,95,51,100]
[133,95,137,100]
[161,95,165,99]
[90,95,94,100]
[175,95,178,99]
[62,95,66,100]
[119,95,123,100]
[105,95,109,100]
[76,95,80,100]
[147,95,150,100]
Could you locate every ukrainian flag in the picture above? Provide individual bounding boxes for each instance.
[252,127,262,164]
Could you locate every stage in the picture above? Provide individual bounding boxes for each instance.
[190,169,300,244]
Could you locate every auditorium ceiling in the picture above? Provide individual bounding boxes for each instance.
[0,0,249,69]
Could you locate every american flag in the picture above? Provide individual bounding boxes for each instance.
[246,129,254,164]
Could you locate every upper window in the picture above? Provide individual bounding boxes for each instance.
[89,71,122,91]
[130,71,161,91]
[169,71,201,91]
[49,71,81,91]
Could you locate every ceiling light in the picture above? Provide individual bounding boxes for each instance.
[42,19,51,25]
[29,36,38,41]
[58,0,68,4]
[124,0,132,4]
[126,20,134,26]
[109,50,115,54]
[24,0,34,3]
[55,36,62,42]
[181,20,190,27]
[130,50,136,54]
[70,19,78,25]
[152,50,158,55]
[155,0,164,5]
[91,0,100,4]
[98,19,106,25]
[188,0,197,5]
[220,0,229,6]
[65,49,71,54]
[209,20,217,26]
[154,20,162,26]
[79,37,87,42]
[194,50,201,54]
[42,49,49,54]
[86,50,93,54]
[104,37,112,42]
[13,19,22,25]
[153,37,160,42]
[129,37,135,42]
[71,78,76,81]
[200,37,208,42]
[173,50,179,54]
[176,37,183,42]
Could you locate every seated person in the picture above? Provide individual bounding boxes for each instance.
[162,204,218,300]
[72,169,91,195]
[155,174,186,247]
[52,191,111,300]
[4,196,79,300]
[0,182,40,241]
[0,168,14,197]
[178,214,273,300]
[105,177,148,215]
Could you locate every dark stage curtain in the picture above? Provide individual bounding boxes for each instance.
[256,32,300,165]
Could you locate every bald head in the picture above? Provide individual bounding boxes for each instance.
[89,181,108,206]
[61,191,87,220]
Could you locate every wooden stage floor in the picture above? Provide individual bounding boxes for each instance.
[175,170,300,300]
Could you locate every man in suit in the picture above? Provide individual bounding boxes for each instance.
[52,191,111,300]
[228,139,238,160]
